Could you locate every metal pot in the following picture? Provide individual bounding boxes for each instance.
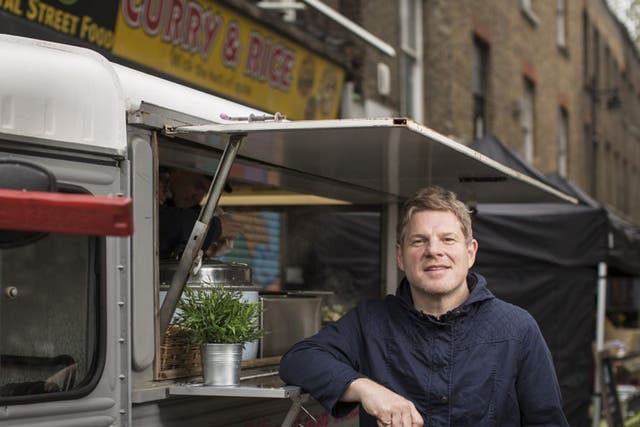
[259,291,330,358]
[159,259,253,289]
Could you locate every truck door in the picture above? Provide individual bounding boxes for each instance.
[0,145,131,427]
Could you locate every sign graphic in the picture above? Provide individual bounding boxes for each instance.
[0,0,345,119]
[113,0,344,119]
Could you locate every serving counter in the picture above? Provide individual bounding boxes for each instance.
[132,361,317,427]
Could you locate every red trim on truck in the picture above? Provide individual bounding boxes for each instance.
[0,189,133,236]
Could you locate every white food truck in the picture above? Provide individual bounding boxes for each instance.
[0,34,574,427]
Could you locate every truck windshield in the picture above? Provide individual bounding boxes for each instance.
[0,232,101,401]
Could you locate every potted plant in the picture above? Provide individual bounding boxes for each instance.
[174,283,262,386]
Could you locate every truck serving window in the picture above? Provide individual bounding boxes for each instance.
[0,221,102,402]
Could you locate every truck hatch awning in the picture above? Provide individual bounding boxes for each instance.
[165,118,577,205]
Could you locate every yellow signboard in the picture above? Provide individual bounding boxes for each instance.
[113,0,345,119]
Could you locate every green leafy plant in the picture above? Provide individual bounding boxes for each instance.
[174,284,262,346]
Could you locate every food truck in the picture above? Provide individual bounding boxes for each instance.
[0,35,575,426]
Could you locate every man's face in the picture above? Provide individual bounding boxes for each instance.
[170,170,210,208]
[396,210,478,301]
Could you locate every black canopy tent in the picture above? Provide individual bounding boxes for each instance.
[545,171,640,277]
[468,136,639,274]
[469,135,609,426]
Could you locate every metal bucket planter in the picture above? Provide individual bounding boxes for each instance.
[201,343,243,386]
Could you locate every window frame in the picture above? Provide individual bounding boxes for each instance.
[522,78,536,163]
[556,0,567,50]
[558,107,569,177]
[472,36,490,139]
[399,0,423,122]
[0,150,110,405]
[0,204,106,405]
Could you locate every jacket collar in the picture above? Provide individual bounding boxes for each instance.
[395,271,495,316]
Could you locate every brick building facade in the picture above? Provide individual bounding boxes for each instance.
[267,0,639,224]
[584,0,640,220]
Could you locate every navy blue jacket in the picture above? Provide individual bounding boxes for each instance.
[279,272,568,426]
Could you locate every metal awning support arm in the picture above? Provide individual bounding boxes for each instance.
[159,132,246,336]
[281,393,310,427]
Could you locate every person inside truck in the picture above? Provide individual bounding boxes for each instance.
[159,168,240,259]
[279,186,568,427]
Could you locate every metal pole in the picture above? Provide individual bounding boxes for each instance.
[159,133,245,336]
[281,394,309,427]
[592,261,607,427]
[300,0,396,57]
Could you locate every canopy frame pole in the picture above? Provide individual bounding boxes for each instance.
[592,261,607,427]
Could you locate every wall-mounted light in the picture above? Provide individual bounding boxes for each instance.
[256,0,306,8]
[256,1,306,23]
[257,0,396,57]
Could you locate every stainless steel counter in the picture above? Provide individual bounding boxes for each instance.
[132,364,307,427]
[132,363,287,404]
[168,384,300,399]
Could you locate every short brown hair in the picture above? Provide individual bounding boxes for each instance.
[397,186,473,244]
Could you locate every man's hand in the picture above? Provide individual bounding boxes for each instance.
[341,378,423,427]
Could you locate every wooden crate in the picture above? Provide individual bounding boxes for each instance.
[158,326,202,380]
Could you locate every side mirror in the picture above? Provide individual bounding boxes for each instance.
[0,160,57,248]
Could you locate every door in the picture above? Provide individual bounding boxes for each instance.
[0,142,130,426]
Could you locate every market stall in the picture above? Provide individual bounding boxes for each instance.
[469,135,640,426]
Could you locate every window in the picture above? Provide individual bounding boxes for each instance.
[558,108,568,177]
[584,126,595,193]
[399,0,423,121]
[0,230,101,401]
[605,144,612,204]
[473,37,490,139]
[631,168,638,216]
[522,78,535,163]
[583,11,589,83]
[622,160,629,214]
[614,152,621,208]
[593,28,600,88]
[605,46,611,88]
[556,0,567,48]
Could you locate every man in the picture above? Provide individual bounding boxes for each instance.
[159,168,240,259]
[279,186,568,426]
